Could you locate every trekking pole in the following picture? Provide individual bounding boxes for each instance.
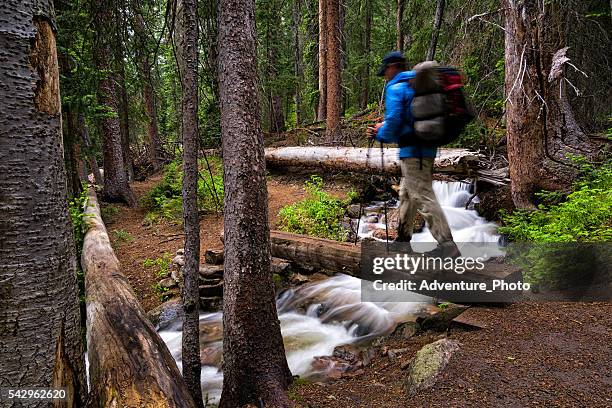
[380,141,389,254]
[353,137,375,245]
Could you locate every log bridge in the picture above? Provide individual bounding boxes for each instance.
[82,187,196,407]
[269,230,521,301]
[264,146,510,186]
[265,146,480,177]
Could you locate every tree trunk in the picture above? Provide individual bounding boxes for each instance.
[64,108,86,196]
[503,0,598,208]
[325,0,342,142]
[218,0,293,406]
[118,69,134,181]
[115,5,134,182]
[133,12,164,172]
[293,0,304,126]
[396,0,405,52]
[78,114,104,185]
[0,5,86,404]
[426,0,445,61]
[264,146,480,176]
[265,0,285,134]
[93,0,136,206]
[317,0,327,121]
[360,0,372,109]
[176,0,204,405]
[82,188,197,407]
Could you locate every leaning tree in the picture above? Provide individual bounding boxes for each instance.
[503,0,602,208]
[218,0,294,406]
[0,1,87,405]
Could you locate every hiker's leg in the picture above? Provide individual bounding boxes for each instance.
[397,158,419,242]
[408,158,455,245]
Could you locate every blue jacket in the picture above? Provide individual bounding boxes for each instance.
[375,71,437,159]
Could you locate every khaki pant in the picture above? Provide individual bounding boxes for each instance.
[397,157,454,244]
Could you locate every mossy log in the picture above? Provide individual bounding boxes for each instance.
[82,187,196,407]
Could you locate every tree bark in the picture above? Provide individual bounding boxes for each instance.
[426,0,445,61]
[264,146,480,176]
[78,114,104,185]
[360,0,372,109]
[293,0,304,126]
[0,5,86,404]
[503,0,598,208]
[317,0,327,121]
[218,0,293,406]
[396,0,405,52]
[176,0,203,405]
[133,11,164,172]
[264,0,285,134]
[115,5,134,182]
[93,0,136,206]
[325,0,342,142]
[82,188,197,407]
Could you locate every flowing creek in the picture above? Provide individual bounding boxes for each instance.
[159,180,501,404]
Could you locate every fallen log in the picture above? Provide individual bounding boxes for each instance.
[265,146,481,176]
[269,230,522,301]
[270,231,361,276]
[82,187,196,407]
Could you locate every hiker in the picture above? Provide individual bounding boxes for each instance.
[367,51,460,256]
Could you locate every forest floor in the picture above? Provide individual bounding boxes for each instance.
[293,302,612,407]
[101,171,352,311]
[102,172,612,408]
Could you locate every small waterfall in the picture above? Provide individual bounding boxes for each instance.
[357,180,500,248]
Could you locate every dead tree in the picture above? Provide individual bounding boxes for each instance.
[218,0,293,405]
[503,0,599,208]
[0,3,86,404]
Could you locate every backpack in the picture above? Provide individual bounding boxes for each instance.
[402,61,474,148]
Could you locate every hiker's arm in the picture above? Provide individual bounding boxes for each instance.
[376,85,403,144]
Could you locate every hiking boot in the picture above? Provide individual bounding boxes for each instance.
[424,242,461,259]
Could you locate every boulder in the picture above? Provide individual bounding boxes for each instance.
[200,296,222,311]
[172,254,185,267]
[199,281,223,297]
[147,299,183,330]
[405,339,460,396]
[204,249,224,265]
[271,258,292,275]
[199,264,224,279]
[347,204,362,218]
[159,277,177,289]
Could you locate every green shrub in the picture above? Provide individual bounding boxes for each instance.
[278,176,351,241]
[112,229,134,245]
[68,186,89,254]
[143,253,173,278]
[499,160,612,243]
[499,159,612,291]
[141,158,224,222]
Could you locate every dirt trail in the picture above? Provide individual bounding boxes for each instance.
[102,172,352,311]
[294,302,612,407]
